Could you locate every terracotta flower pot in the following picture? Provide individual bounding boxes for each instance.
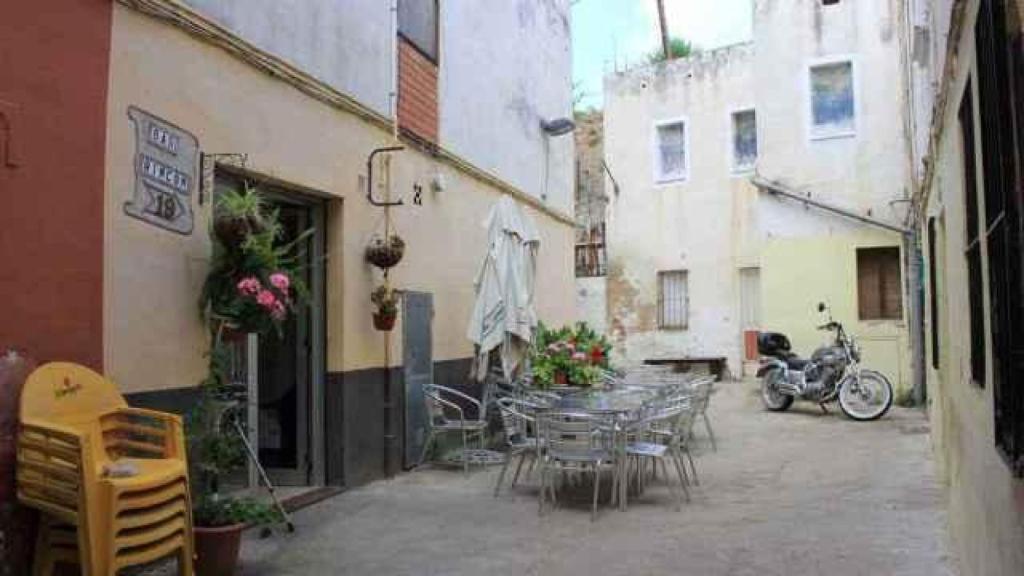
[194,523,245,576]
[554,371,568,385]
[373,311,397,331]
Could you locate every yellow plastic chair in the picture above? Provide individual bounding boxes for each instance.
[16,362,194,575]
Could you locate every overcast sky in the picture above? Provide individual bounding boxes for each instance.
[572,0,753,109]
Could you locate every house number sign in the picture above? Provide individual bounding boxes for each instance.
[124,107,198,234]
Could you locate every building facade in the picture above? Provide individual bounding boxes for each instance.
[907,0,1024,573]
[2,0,575,491]
[604,0,914,393]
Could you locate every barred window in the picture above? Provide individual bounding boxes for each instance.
[732,109,757,171]
[654,121,687,182]
[657,270,688,329]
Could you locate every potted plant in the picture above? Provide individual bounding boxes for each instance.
[192,187,308,575]
[530,322,612,388]
[365,234,405,269]
[371,285,400,331]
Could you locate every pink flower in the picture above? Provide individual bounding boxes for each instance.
[270,300,287,320]
[269,272,290,293]
[237,277,261,296]
[256,289,277,309]
[572,351,587,362]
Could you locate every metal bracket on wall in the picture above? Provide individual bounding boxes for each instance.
[366,146,405,207]
[200,152,248,205]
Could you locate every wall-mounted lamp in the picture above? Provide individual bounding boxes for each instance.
[540,117,576,137]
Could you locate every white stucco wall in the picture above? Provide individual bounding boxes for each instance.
[182,0,394,116]
[753,0,911,225]
[180,0,574,214]
[604,44,758,375]
[575,276,607,334]
[441,0,574,214]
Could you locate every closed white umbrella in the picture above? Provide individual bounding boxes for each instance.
[467,196,540,381]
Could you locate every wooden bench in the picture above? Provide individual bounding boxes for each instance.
[643,356,729,381]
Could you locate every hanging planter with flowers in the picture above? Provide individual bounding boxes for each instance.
[370,285,399,331]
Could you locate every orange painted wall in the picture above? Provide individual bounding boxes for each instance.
[0,0,111,369]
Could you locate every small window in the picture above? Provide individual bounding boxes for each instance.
[856,247,903,320]
[809,61,855,139]
[822,0,841,5]
[399,0,439,61]
[654,121,687,182]
[731,109,757,172]
[657,270,689,329]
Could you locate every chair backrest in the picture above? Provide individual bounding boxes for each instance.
[21,362,126,427]
[496,397,533,445]
[541,412,606,460]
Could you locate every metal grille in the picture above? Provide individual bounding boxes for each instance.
[658,270,688,329]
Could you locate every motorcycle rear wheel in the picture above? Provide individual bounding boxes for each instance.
[761,368,794,412]
[838,369,893,421]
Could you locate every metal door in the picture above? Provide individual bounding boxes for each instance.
[403,292,433,468]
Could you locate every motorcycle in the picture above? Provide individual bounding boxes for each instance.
[756,302,894,421]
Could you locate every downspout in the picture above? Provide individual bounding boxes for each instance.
[383,0,400,478]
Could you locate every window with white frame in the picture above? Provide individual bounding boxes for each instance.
[809,60,855,138]
[731,109,757,171]
[654,120,687,182]
[657,270,688,329]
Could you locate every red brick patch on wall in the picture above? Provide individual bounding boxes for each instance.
[398,38,438,144]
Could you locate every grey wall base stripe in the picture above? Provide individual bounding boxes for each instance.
[326,356,476,488]
[125,356,479,491]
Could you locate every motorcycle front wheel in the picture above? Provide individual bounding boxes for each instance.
[761,368,794,412]
[838,369,893,421]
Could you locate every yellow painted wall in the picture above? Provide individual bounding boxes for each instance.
[103,6,574,394]
[761,232,911,394]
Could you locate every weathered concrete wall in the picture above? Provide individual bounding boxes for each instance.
[440,0,574,214]
[604,44,758,373]
[575,277,606,334]
[752,0,913,394]
[103,5,575,394]
[913,0,1024,573]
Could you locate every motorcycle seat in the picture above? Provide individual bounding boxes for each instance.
[786,357,810,370]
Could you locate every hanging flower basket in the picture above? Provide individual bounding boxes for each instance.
[365,235,406,269]
[370,285,400,331]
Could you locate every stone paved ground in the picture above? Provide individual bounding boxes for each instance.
[235,379,955,576]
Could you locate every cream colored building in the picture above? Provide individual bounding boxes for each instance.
[907,0,1024,573]
[604,0,913,393]
[103,0,575,489]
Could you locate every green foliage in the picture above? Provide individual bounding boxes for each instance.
[371,285,399,316]
[647,37,696,64]
[531,322,612,388]
[199,187,311,336]
[192,495,283,528]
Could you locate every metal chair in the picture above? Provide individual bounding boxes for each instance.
[625,397,695,510]
[538,412,618,521]
[688,378,717,451]
[493,397,544,496]
[418,384,487,475]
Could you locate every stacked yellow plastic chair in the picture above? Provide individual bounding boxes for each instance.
[16,362,194,575]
